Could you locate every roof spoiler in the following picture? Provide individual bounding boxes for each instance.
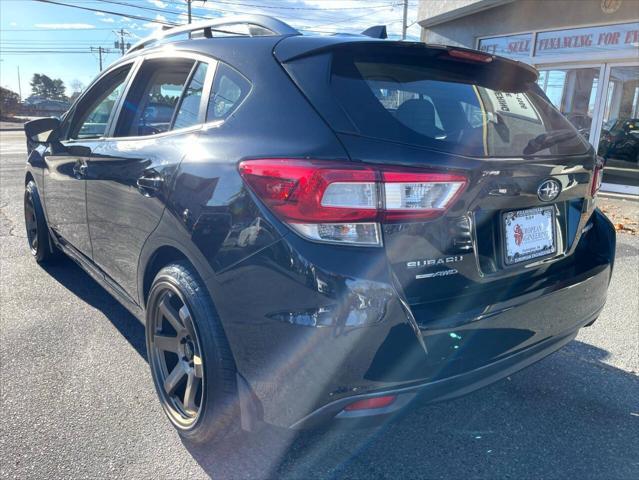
[361,25,387,39]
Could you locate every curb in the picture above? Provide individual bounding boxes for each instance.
[599,192,639,202]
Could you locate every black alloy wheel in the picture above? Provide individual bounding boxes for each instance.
[24,180,60,263]
[146,262,240,443]
[24,188,39,255]
[148,286,204,427]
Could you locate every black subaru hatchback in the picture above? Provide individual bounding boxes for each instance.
[23,15,615,443]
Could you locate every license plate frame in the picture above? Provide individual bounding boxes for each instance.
[502,206,557,266]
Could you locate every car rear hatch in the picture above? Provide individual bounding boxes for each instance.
[274,38,605,380]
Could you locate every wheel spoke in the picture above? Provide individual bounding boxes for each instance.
[179,305,195,338]
[154,334,179,353]
[183,372,201,414]
[159,295,183,332]
[163,362,186,395]
[192,355,203,378]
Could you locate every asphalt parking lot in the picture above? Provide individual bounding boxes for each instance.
[1,129,638,479]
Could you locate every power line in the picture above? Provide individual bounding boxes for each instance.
[1,27,120,31]
[298,9,398,31]
[170,0,405,7]
[94,0,387,26]
[32,0,179,26]
[190,1,401,26]
[95,0,197,19]
[13,0,417,40]
[1,40,116,44]
[179,0,402,11]
[0,51,105,54]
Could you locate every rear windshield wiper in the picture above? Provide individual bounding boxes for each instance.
[523,129,577,155]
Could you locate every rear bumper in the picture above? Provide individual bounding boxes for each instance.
[290,311,596,429]
[214,209,615,429]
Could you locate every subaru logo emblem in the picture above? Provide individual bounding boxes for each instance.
[537,179,561,202]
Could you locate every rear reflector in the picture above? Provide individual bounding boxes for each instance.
[239,159,467,246]
[344,395,397,411]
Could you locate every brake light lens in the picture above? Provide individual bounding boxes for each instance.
[446,49,493,63]
[592,159,604,197]
[239,159,467,246]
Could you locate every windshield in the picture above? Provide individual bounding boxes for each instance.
[327,50,590,157]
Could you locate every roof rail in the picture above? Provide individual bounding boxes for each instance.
[128,14,300,53]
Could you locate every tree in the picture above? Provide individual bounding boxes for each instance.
[30,74,67,100]
[51,79,66,100]
[69,79,85,103]
[0,87,21,117]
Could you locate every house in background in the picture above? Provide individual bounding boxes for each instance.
[418,0,639,195]
[23,95,71,118]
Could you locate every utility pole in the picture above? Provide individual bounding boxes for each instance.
[91,47,115,70]
[17,66,22,101]
[187,1,206,25]
[113,29,131,56]
[91,46,105,70]
[401,0,408,40]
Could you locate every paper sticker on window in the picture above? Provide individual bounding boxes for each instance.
[483,90,541,123]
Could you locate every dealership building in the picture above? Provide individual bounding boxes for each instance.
[418,0,639,195]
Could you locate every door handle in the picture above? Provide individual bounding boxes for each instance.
[137,174,164,195]
[73,162,87,179]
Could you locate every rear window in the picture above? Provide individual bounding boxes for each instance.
[292,47,590,157]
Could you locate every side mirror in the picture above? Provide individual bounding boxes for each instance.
[24,117,61,144]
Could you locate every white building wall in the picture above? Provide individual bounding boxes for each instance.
[419,0,639,48]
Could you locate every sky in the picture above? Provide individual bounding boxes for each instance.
[0,0,421,98]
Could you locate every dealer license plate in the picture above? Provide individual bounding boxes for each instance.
[502,206,556,265]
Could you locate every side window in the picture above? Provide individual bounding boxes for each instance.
[173,62,209,130]
[68,66,131,140]
[206,63,250,122]
[115,58,195,137]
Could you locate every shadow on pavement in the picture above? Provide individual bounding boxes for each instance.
[41,257,147,360]
[181,339,639,480]
[41,256,639,479]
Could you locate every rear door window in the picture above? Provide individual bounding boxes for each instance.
[114,58,195,137]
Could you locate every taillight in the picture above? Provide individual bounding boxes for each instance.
[591,158,605,197]
[238,159,467,246]
[382,170,467,221]
[446,49,493,63]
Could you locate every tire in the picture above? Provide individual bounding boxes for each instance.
[24,180,61,263]
[145,261,240,444]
